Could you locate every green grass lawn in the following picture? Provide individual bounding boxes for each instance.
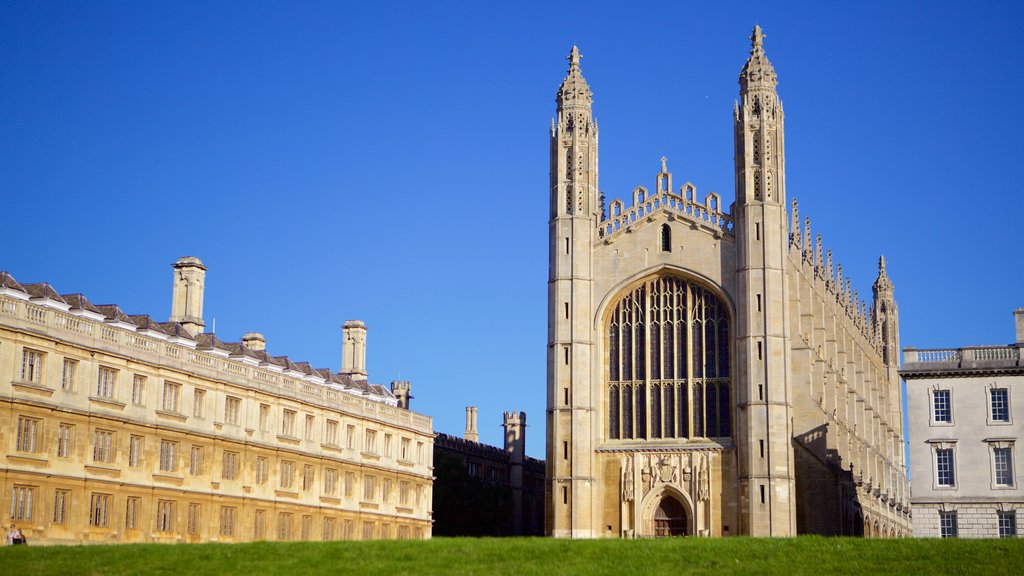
[1,536,1021,576]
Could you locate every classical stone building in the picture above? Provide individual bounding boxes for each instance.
[1,257,433,545]
[546,28,910,538]
[433,408,545,536]
[902,309,1024,538]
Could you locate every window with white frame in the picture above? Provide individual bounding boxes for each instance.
[21,348,44,383]
[932,389,952,423]
[222,451,238,480]
[57,423,74,458]
[9,485,35,520]
[991,388,1010,422]
[53,489,69,525]
[325,420,339,446]
[936,447,956,487]
[324,468,337,495]
[16,416,40,453]
[125,497,139,529]
[225,396,241,425]
[131,375,146,406]
[96,366,117,399]
[281,409,296,436]
[89,493,111,527]
[256,457,268,485]
[162,381,181,412]
[998,511,1017,538]
[93,429,114,463]
[189,446,203,476]
[156,500,175,532]
[939,510,957,538]
[62,358,77,390]
[159,440,178,472]
[994,447,1014,486]
[128,435,142,467]
[220,506,237,536]
[280,460,294,489]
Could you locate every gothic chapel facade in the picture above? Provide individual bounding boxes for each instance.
[546,28,911,538]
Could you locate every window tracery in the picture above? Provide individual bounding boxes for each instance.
[607,276,731,441]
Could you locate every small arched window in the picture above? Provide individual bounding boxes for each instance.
[660,224,671,252]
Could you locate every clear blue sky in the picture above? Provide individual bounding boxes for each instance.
[1,2,1021,458]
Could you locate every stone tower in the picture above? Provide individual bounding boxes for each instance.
[504,411,527,535]
[341,320,368,378]
[547,45,599,538]
[872,257,903,470]
[733,25,797,536]
[391,380,411,410]
[169,256,207,337]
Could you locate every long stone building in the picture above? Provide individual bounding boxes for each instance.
[433,408,545,536]
[546,27,910,538]
[902,309,1024,538]
[2,257,433,544]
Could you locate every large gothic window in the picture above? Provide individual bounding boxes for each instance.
[607,276,731,440]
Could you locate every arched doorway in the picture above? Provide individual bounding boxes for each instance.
[653,496,688,537]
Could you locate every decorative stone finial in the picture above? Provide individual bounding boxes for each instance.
[874,255,894,293]
[568,45,581,69]
[751,25,765,50]
[660,156,668,173]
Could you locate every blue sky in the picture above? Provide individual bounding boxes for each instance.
[1,2,1021,458]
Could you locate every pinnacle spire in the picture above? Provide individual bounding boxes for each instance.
[874,255,894,293]
[556,45,592,115]
[739,25,777,92]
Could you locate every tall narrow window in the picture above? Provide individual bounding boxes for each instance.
[994,447,1014,486]
[96,366,117,399]
[93,429,114,463]
[162,382,181,412]
[132,375,146,406]
[939,511,957,538]
[53,489,69,525]
[159,440,178,472]
[932,389,952,423]
[189,446,203,476]
[89,493,111,527]
[125,497,139,529]
[21,349,43,383]
[220,507,237,536]
[991,388,1010,422]
[660,224,671,252]
[16,416,39,453]
[128,435,142,467]
[156,500,175,532]
[193,389,206,418]
[62,359,77,390]
[936,448,955,487]
[225,396,241,425]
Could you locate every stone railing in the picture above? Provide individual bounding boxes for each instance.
[902,345,1023,374]
[0,295,432,434]
[599,189,733,240]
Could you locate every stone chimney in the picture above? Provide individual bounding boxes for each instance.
[242,332,266,351]
[1015,308,1024,345]
[391,380,411,410]
[341,320,367,378]
[464,406,479,442]
[169,256,207,337]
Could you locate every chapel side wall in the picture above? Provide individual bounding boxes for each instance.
[785,238,911,536]
[0,298,433,545]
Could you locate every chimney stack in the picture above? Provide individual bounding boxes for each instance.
[391,380,411,410]
[1015,308,1024,345]
[242,332,266,351]
[464,406,479,442]
[341,320,367,378]
[169,256,207,337]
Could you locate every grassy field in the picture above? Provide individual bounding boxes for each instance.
[1,536,1022,576]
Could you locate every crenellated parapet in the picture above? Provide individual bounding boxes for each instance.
[598,158,733,241]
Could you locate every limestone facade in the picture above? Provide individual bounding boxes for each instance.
[546,28,910,538]
[902,309,1024,538]
[1,258,433,545]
